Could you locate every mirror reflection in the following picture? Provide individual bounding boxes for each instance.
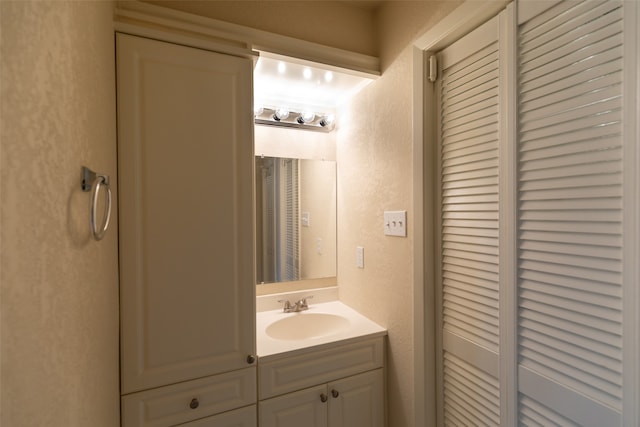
[256,156,337,284]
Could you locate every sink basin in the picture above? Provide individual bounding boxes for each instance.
[265,312,351,341]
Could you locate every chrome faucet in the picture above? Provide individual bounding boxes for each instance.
[278,296,313,313]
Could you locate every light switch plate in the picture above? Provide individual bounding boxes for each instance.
[356,246,364,269]
[384,210,407,237]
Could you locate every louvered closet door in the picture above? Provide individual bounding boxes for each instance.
[517,1,635,424]
[436,14,503,426]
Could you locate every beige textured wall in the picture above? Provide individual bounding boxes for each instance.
[336,2,461,426]
[1,1,120,426]
[142,0,378,57]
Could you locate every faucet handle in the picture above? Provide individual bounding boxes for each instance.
[277,299,292,312]
[297,295,314,309]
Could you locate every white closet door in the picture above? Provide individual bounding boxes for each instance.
[517,0,637,424]
[436,14,503,426]
[435,1,638,425]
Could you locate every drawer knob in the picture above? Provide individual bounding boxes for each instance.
[246,354,256,364]
[320,393,328,403]
[189,398,199,409]
[331,389,339,398]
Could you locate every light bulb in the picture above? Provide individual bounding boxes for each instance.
[296,111,315,124]
[324,71,333,83]
[319,114,335,127]
[277,61,286,74]
[273,108,289,121]
[303,68,312,79]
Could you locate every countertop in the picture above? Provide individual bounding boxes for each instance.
[256,300,387,359]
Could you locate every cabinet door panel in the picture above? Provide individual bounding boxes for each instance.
[328,369,384,427]
[259,385,327,427]
[117,33,255,394]
[259,337,384,399]
[180,405,256,427]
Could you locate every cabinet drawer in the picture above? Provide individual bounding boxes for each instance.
[179,405,256,427]
[259,337,384,399]
[122,367,256,427]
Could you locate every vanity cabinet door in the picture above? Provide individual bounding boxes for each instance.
[179,405,256,427]
[328,369,384,427]
[117,32,255,395]
[259,385,328,427]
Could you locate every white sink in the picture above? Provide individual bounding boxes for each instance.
[256,300,386,358]
[266,312,350,341]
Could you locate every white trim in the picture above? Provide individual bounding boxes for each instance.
[498,4,518,426]
[414,0,509,52]
[412,2,509,426]
[412,45,440,427]
[622,1,640,425]
[114,22,257,59]
[432,53,445,427]
[412,46,427,427]
[114,1,380,77]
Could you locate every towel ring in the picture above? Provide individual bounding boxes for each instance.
[82,166,112,241]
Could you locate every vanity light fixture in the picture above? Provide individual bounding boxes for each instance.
[255,107,334,132]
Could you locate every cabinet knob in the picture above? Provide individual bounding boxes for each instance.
[331,389,339,398]
[189,398,199,409]
[247,354,256,364]
[320,393,328,403]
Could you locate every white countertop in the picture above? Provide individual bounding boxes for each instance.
[256,300,387,359]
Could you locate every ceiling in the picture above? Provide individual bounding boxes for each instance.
[254,52,375,115]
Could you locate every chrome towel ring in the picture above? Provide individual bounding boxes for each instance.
[81,166,112,241]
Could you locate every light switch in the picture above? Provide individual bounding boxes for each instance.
[384,210,407,237]
[302,212,310,227]
[356,246,364,269]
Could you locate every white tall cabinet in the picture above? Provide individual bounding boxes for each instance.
[116,33,256,426]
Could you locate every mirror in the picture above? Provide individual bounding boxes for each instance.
[255,156,336,284]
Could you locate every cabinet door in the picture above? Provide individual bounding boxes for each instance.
[328,369,384,427]
[259,385,328,427]
[117,33,255,394]
[180,405,256,427]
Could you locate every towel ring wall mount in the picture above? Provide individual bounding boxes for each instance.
[81,166,112,241]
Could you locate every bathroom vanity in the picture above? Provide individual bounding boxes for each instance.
[256,298,387,427]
